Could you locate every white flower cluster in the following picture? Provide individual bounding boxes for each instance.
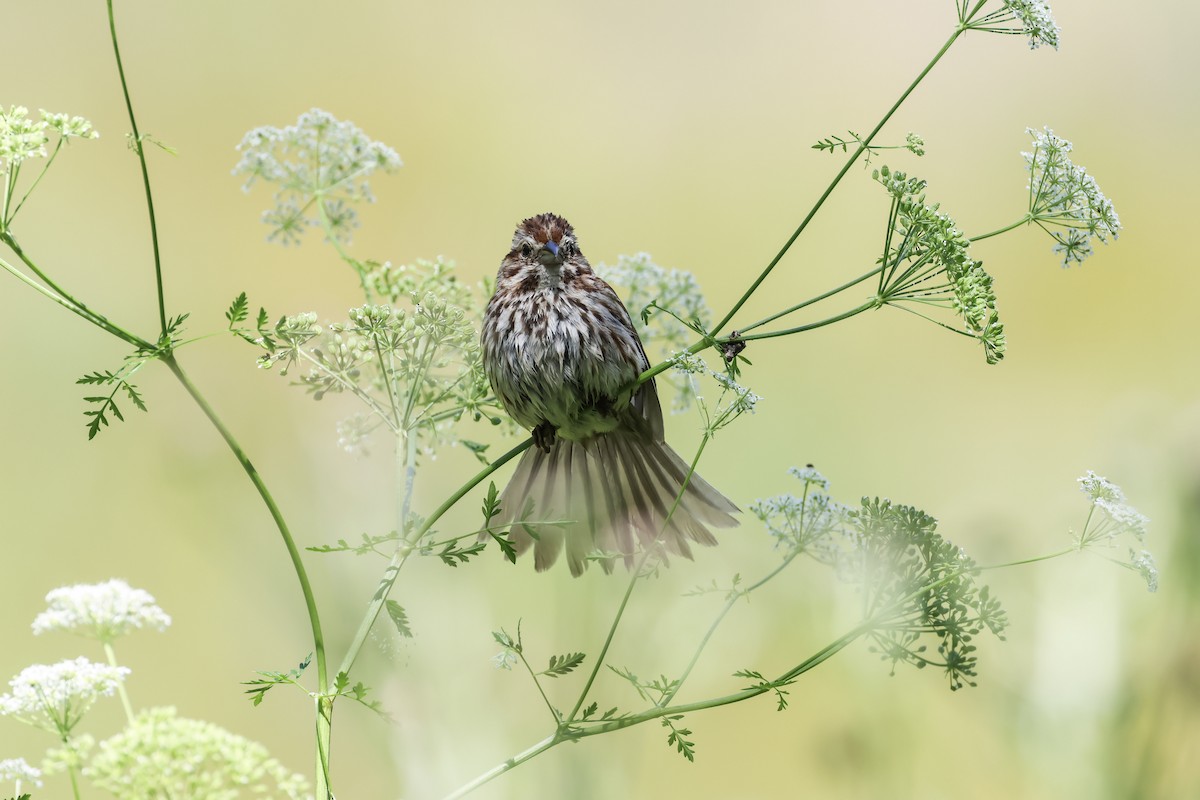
[32,579,171,642]
[668,350,761,430]
[1,105,98,173]
[598,253,713,413]
[750,466,847,564]
[0,757,42,789]
[1003,0,1061,49]
[1076,471,1157,592]
[0,658,129,735]
[232,108,401,245]
[84,707,311,799]
[1024,127,1121,267]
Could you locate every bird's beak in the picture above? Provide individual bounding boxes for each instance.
[538,240,563,267]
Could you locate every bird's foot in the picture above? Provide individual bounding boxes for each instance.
[532,421,557,453]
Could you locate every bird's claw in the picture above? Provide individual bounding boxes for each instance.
[532,422,557,453]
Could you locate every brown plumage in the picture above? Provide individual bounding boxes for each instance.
[481,213,738,575]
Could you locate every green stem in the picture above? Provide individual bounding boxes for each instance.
[336,437,533,678]
[710,25,964,335]
[439,734,560,800]
[106,0,167,337]
[6,138,64,226]
[66,753,82,800]
[659,547,803,708]
[565,548,650,724]
[736,264,885,334]
[517,649,563,725]
[316,197,369,297]
[970,214,1033,242]
[976,546,1079,571]
[732,300,877,342]
[0,235,148,348]
[103,642,136,724]
[0,252,147,348]
[161,355,331,797]
[566,432,713,722]
[450,622,867,797]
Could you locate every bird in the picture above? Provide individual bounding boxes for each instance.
[480,212,738,575]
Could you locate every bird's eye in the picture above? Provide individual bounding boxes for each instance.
[520,243,533,258]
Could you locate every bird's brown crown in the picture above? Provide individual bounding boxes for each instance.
[513,212,574,248]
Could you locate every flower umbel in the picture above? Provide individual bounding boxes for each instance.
[83,706,311,799]
[962,1,1061,50]
[259,260,496,457]
[0,658,129,736]
[874,166,1005,364]
[232,108,401,245]
[1023,127,1121,267]
[1075,471,1156,591]
[32,579,171,643]
[750,466,846,565]
[0,757,42,789]
[0,106,48,168]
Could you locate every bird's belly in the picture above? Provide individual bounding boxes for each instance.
[497,306,640,440]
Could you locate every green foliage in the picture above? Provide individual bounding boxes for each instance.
[225,292,278,351]
[847,497,1008,690]
[435,539,487,567]
[541,653,585,679]
[242,654,311,706]
[385,600,413,638]
[481,481,518,563]
[307,530,400,556]
[661,714,696,761]
[77,368,147,440]
[812,130,925,163]
[734,669,793,711]
[609,666,680,706]
[576,702,622,722]
[333,672,391,720]
[257,260,503,458]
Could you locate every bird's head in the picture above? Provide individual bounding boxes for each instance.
[508,212,582,271]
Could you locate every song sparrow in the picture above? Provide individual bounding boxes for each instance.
[481,212,739,576]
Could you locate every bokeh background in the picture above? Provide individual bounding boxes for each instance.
[2,1,1197,797]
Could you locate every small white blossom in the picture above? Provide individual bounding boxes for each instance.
[1078,470,1124,503]
[0,105,48,168]
[1129,549,1159,593]
[33,579,171,642]
[1,106,99,175]
[0,757,42,788]
[904,132,925,156]
[1003,0,1061,49]
[0,658,130,735]
[751,470,847,564]
[233,108,401,246]
[40,110,98,141]
[787,465,830,491]
[669,351,707,375]
[1075,471,1156,592]
[1024,127,1121,267]
[711,371,761,416]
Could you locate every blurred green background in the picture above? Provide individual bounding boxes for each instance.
[2,1,1197,797]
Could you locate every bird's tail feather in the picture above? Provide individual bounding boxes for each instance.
[490,430,738,576]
